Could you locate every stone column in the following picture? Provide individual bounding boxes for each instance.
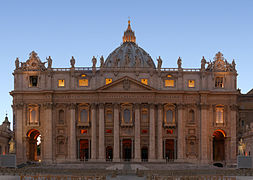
[200,104,209,164]
[91,103,97,160]
[149,104,156,161]
[177,104,185,161]
[113,103,120,162]
[15,103,24,164]
[69,103,77,160]
[157,104,163,161]
[43,103,53,163]
[98,103,105,161]
[134,103,141,162]
[230,104,237,164]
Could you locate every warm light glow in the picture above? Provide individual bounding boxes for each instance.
[167,75,172,77]
[165,80,174,87]
[188,80,195,88]
[106,78,112,85]
[81,74,86,77]
[213,129,226,137]
[79,79,88,86]
[141,78,148,85]
[58,79,65,87]
[80,129,88,134]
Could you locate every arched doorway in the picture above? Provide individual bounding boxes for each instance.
[27,129,41,161]
[141,146,148,161]
[79,139,89,161]
[122,139,132,161]
[106,146,113,161]
[213,130,225,161]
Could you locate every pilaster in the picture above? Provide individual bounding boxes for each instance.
[91,103,97,160]
[15,103,24,164]
[149,104,156,161]
[157,104,163,160]
[134,103,141,162]
[68,103,77,161]
[113,103,120,162]
[177,103,185,161]
[42,102,53,163]
[98,103,105,161]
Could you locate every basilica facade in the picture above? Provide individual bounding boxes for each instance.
[11,21,238,166]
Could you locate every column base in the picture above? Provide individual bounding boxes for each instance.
[113,158,120,162]
[89,158,98,162]
[97,159,106,162]
[134,158,141,162]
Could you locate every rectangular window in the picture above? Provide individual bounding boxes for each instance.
[188,80,195,88]
[165,80,174,87]
[29,76,38,87]
[106,78,112,85]
[79,79,88,87]
[216,107,224,123]
[58,80,65,87]
[141,78,148,85]
[215,77,224,88]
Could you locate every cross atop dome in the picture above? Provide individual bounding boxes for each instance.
[123,19,136,43]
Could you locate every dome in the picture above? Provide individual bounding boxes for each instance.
[104,20,156,68]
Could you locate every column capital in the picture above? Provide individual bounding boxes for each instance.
[177,103,185,110]
[157,103,163,109]
[43,102,53,109]
[68,103,76,110]
[99,103,104,109]
[91,103,97,109]
[230,104,238,111]
[14,103,24,110]
[200,103,210,110]
[113,103,119,109]
[134,103,140,109]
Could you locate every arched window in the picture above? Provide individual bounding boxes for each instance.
[80,109,88,123]
[216,105,224,124]
[166,110,173,123]
[189,110,195,122]
[141,108,148,122]
[124,109,131,123]
[59,110,64,124]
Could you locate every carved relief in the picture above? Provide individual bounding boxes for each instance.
[20,51,46,71]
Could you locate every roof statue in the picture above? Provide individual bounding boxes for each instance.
[70,56,75,68]
[100,56,104,68]
[47,56,52,69]
[15,57,19,70]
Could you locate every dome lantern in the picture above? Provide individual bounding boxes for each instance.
[122,20,136,43]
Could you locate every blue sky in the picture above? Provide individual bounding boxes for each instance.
[0,0,252,127]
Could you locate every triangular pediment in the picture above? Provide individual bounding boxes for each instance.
[96,76,156,92]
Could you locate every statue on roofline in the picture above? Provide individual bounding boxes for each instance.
[46,56,52,69]
[157,56,162,70]
[201,56,206,70]
[70,56,75,68]
[177,57,182,69]
[92,56,97,68]
[100,56,104,68]
[15,57,19,70]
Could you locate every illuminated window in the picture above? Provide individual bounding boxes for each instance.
[165,80,174,87]
[188,80,195,88]
[106,78,112,85]
[141,79,148,85]
[79,79,88,87]
[29,76,38,87]
[216,106,224,123]
[167,75,172,78]
[81,74,86,77]
[58,80,65,87]
[215,77,224,88]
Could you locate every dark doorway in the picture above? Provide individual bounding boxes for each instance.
[106,146,113,161]
[213,130,225,161]
[165,139,174,160]
[123,139,132,161]
[27,129,41,161]
[80,139,89,161]
[141,146,148,161]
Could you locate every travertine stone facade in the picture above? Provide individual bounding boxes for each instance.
[0,116,13,155]
[11,21,238,166]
